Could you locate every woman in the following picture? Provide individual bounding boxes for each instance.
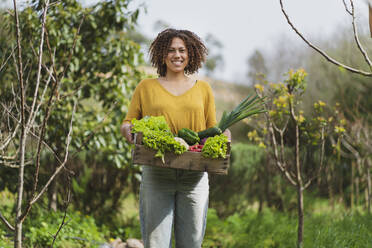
[121,28,230,248]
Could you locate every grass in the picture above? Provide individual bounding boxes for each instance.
[203,208,372,248]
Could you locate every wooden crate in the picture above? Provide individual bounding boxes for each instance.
[131,133,230,175]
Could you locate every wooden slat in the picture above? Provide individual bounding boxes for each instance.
[132,133,230,175]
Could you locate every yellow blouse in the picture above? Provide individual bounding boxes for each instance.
[123,78,217,134]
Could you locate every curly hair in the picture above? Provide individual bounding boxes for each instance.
[149,28,208,77]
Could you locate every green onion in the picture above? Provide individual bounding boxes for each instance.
[218,94,266,132]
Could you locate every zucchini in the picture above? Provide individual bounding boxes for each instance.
[177,128,200,145]
[198,126,222,139]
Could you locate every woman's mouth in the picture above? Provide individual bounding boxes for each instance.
[172,60,184,66]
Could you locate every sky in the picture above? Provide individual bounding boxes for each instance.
[128,0,369,83]
[3,0,370,82]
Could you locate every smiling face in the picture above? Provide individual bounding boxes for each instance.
[164,37,189,75]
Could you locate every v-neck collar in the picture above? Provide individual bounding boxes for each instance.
[155,79,198,97]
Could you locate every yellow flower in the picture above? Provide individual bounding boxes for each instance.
[254,84,264,93]
[274,95,288,108]
[258,142,267,149]
[247,130,258,140]
[269,110,276,116]
[317,117,325,122]
[318,100,326,107]
[335,126,346,134]
[297,115,305,123]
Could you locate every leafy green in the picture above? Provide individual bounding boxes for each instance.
[202,134,229,159]
[131,116,171,135]
[131,116,186,162]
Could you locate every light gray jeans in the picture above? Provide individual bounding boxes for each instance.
[139,166,209,248]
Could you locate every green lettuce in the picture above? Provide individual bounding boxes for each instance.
[131,116,186,163]
[202,134,228,159]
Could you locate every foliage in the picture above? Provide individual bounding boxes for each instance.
[0,0,146,218]
[209,142,267,216]
[251,69,344,174]
[1,208,109,248]
[0,188,109,247]
[67,150,141,225]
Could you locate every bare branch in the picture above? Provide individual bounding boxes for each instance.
[0,122,20,151]
[279,0,372,77]
[342,137,361,161]
[26,0,50,132]
[0,102,64,165]
[31,95,77,205]
[51,177,71,247]
[0,159,33,168]
[21,95,78,221]
[342,0,352,15]
[0,211,15,232]
[0,154,17,160]
[288,93,303,188]
[0,46,16,73]
[29,64,54,128]
[349,0,372,70]
[304,126,326,190]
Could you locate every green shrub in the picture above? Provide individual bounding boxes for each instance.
[209,142,267,216]
[22,208,109,248]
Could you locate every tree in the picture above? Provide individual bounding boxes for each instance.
[0,0,144,247]
[204,33,224,77]
[251,69,344,248]
[247,49,268,85]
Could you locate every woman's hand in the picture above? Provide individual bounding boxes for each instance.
[223,128,232,142]
[121,122,134,144]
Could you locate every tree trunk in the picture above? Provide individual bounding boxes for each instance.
[366,159,371,213]
[292,106,303,248]
[263,157,271,208]
[15,135,26,248]
[326,163,334,209]
[356,177,360,207]
[297,184,304,248]
[13,0,26,245]
[351,161,355,210]
[338,168,344,205]
[49,177,58,211]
